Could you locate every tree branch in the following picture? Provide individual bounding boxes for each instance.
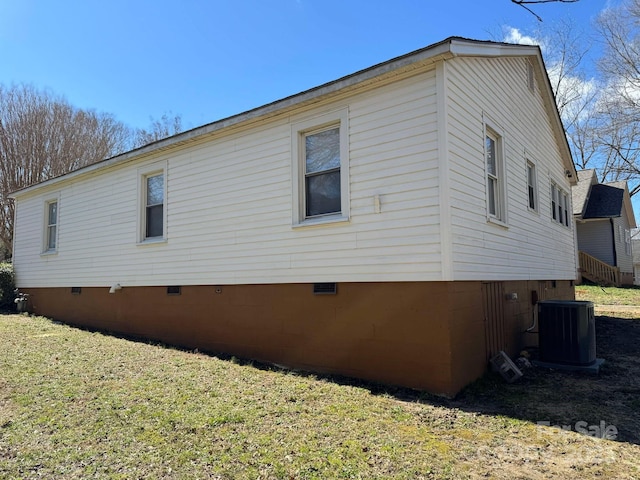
[511,0,580,22]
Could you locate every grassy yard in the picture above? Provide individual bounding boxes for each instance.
[576,284,640,306]
[1,310,639,479]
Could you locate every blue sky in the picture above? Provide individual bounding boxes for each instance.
[0,0,612,131]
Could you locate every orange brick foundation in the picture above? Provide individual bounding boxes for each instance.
[24,280,574,397]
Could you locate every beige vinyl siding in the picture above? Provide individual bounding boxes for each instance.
[445,56,575,280]
[13,70,442,288]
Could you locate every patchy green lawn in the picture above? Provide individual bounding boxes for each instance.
[1,313,639,479]
[576,284,640,306]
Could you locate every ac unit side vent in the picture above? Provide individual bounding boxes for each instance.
[538,300,596,366]
[313,283,337,295]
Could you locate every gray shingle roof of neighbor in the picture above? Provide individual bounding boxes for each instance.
[572,169,596,216]
[583,183,624,219]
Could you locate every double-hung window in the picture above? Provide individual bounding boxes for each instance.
[292,109,349,226]
[138,163,167,243]
[304,126,341,217]
[526,161,538,211]
[145,174,164,238]
[43,199,58,253]
[484,119,506,224]
[551,181,570,227]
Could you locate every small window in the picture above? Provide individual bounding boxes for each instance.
[526,161,537,211]
[551,181,570,228]
[484,121,506,224]
[527,59,535,92]
[292,109,349,226]
[625,229,631,255]
[138,163,167,243]
[305,127,341,217]
[558,192,564,224]
[145,174,164,238]
[43,199,58,253]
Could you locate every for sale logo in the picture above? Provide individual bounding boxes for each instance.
[537,420,618,440]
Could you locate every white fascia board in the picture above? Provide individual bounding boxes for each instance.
[449,39,539,58]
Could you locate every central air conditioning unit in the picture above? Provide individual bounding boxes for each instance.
[537,300,596,366]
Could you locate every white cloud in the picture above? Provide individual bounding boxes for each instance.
[502,27,540,47]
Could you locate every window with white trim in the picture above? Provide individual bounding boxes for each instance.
[625,229,631,255]
[551,181,570,227]
[484,123,506,223]
[43,199,58,253]
[526,160,538,211]
[138,164,167,243]
[292,109,349,226]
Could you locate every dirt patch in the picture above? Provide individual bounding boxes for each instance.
[454,315,640,446]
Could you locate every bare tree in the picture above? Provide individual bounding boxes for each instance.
[0,84,131,259]
[592,0,640,194]
[134,112,183,148]
[521,21,604,171]
[518,11,640,197]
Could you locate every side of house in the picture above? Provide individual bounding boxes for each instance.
[11,38,576,396]
[445,54,575,281]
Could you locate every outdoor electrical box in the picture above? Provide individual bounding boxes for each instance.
[537,300,596,366]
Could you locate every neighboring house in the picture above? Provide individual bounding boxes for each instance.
[572,169,637,286]
[11,38,577,397]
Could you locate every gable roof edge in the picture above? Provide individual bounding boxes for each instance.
[10,37,577,198]
[447,38,576,183]
[622,183,637,228]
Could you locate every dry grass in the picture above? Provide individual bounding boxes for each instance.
[576,284,640,306]
[0,312,639,479]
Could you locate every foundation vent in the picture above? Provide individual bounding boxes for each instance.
[167,286,182,295]
[71,287,82,295]
[313,283,337,295]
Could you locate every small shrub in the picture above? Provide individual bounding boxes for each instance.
[0,262,16,310]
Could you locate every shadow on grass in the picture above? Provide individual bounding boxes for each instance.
[444,315,640,446]
[222,315,640,446]
[27,312,640,447]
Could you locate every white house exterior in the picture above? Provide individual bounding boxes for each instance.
[11,38,577,396]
